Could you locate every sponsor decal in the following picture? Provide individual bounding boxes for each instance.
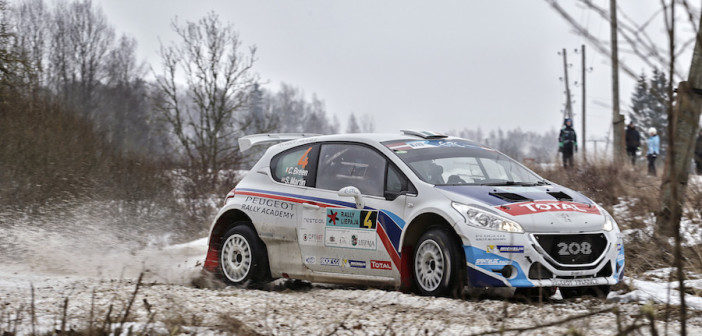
[303,217,325,225]
[326,209,377,229]
[497,245,524,253]
[496,200,600,216]
[384,140,478,151]
[475,233,507,242]
[552,278,598,287]
[370,260,392,270]
[242,196,295,219]
[304,256,316,265]
[617,254,625,262]
[342,259,367,268]
[299,229,324,245]
[325,228,376,250]
[320,257,341,266]
[475,258,512,266]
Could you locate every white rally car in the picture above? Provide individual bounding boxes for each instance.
[203,131,625,298]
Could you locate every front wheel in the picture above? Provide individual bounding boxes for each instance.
[413,228,463,297]
[219,224,270,286]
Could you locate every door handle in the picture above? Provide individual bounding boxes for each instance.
[303,203,320,209]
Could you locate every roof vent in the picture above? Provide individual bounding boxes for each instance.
[401,130,448,139]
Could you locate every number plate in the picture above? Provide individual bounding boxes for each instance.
[552,278,598,287]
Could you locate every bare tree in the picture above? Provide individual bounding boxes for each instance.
[8,0,49,86]
[0,0,12,80]
[48,0,114,116]
[153,11,258,188]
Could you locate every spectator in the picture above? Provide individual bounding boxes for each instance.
[558,118,577,168]
[646,127,660,176]
[625,122,641,166]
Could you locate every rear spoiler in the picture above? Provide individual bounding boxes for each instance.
[238,133,321,152]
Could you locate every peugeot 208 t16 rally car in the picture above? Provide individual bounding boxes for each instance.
[203,131,625,298]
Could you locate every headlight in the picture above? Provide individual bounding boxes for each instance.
[602,209,615,232]
[451,202,524,233]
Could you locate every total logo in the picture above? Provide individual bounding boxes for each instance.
[497,201,600,216]
[370,260,392,270]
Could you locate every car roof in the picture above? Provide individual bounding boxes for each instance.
[291,132,479,145]
[254,132,491,156]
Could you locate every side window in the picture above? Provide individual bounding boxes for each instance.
[317,144,386,197]
[271,145,319,187]
[386,165,405,194]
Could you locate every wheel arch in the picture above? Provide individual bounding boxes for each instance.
[399,212,466,293]
[203,209,257,273]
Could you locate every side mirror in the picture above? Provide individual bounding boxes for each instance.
[337,186,364,209]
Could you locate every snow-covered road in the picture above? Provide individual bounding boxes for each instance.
[2,238,702,335]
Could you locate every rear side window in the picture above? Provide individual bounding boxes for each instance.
[271,145,319,187]
[316,144,386,197]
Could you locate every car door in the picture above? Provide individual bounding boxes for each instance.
[297,142,413,279]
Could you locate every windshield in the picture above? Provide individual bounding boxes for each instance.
[383,139,546,186]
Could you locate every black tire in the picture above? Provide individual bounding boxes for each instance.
[412,228,463,297]
[218,224,270,286]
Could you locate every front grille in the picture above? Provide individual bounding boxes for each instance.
[533,234,607,265]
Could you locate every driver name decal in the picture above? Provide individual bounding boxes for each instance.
[496,201,600,216]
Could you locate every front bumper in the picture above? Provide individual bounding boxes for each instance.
[462,230,625,288]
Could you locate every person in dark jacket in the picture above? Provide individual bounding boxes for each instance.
[625,122,641,166]
[559,118,577,168]
[695,128,702,175]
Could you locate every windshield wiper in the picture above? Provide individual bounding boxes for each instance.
[481,180,549,187]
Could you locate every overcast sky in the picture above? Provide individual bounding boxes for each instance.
[99,0,693,149]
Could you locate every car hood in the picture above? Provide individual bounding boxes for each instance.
[436,185,606,233]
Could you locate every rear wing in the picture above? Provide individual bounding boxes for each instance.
[238,133,321,152]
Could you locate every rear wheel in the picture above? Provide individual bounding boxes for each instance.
[219,224,270,285]
[413,228,463,297]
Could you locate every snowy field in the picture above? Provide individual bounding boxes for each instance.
[3,177,702,335]
[1,232,702,335]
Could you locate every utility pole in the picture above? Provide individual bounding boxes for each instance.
[561,48,573,120]
[581,44,587,161]
[610,0,625,163]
